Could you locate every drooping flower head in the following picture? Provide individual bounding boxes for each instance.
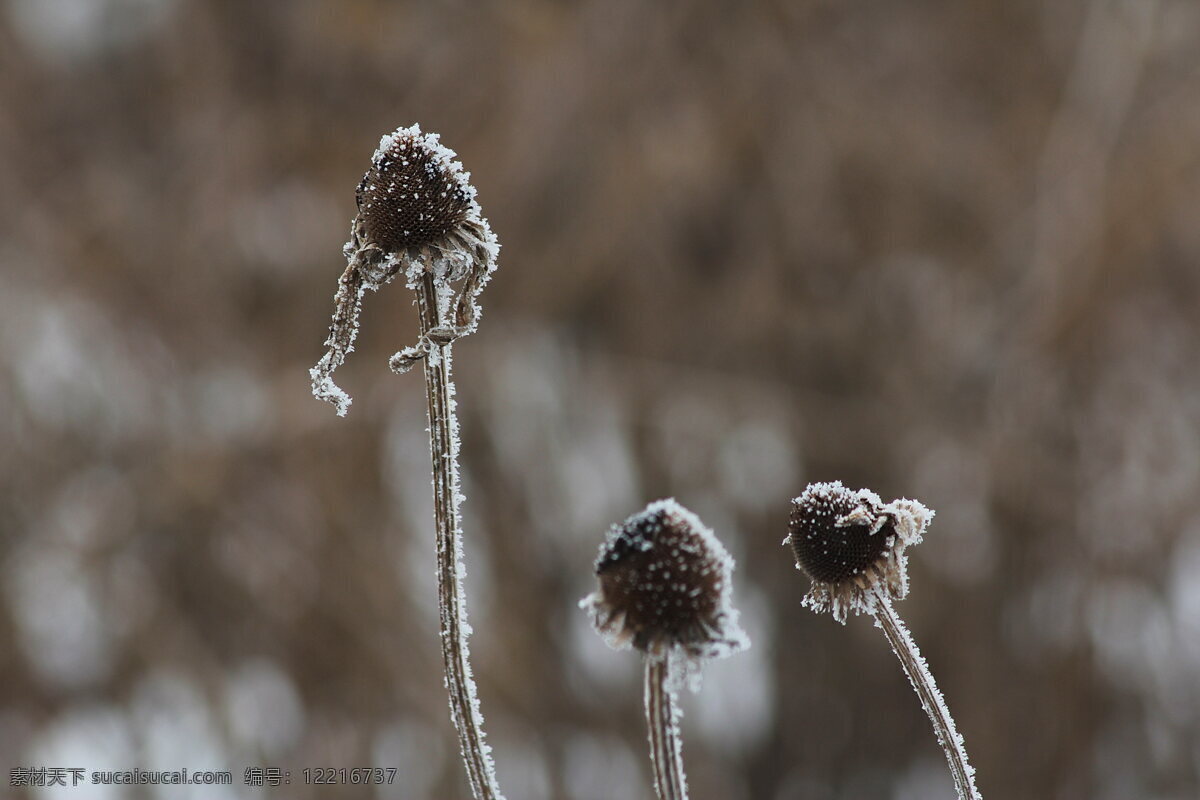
[582,499,748,665]
[311,124,499,416]
[786,481,932,623]
[349,125,496,278]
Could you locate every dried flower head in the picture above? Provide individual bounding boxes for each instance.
[355,136,471,252]
[582,499,748,663]
[783,483,981,799]
[785,481,932,623]
[311,124,499,416]
[349,126,495,273]
[310,125,507,798]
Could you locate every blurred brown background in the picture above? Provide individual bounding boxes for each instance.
[2,0,1199,798]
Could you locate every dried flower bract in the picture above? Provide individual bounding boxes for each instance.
[786,481,932,623]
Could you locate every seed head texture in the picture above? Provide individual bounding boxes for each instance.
[356,131,472,252]
[583,499,748,665]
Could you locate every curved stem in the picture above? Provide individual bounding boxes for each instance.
[417,272,504,800]
[873,591,981,800]
[644,654,688,800]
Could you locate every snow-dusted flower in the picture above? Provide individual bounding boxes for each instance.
[310,124,499,416]
[584,500,749,800]
[350,126,496,281]
[784,483,982,799]
[308,127,505,797]
[582,499,748,663]
[786,481,932,623]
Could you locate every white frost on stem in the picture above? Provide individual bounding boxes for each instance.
[417,272,505,800]
[644,653,688,800]
[871,590,982,800]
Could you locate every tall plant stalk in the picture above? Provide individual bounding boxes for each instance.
[311,125,503,800]
[415,272,503,800]
[873,590,980,800]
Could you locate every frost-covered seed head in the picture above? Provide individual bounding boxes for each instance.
[583,500,747,661]
[356,129,473,252]
[786,481,932,622]
[310,124,500,416]
[789,485,894,583]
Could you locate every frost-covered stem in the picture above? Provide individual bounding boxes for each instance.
[416,271,503,800]
[644,654,688,800]
[873,591,981,800]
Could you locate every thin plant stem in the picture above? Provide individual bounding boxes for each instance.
[644,654,688,800]
[416,270,503,800]
[873,589,981,800]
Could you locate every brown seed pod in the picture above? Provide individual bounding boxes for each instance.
[786,481,932,622]
[788,485,895,584]
[583,499,747,661]
[355,131,473,252]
